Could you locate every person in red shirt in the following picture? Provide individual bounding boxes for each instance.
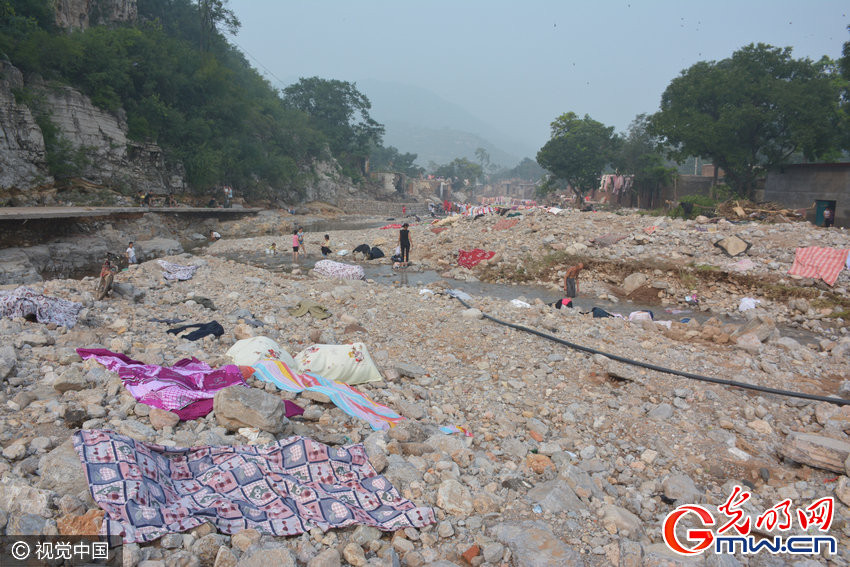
[564,263,584,298]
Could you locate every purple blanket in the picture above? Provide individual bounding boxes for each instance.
[0,286,82,328]
[74,429,436,543]
[77,348,247,420]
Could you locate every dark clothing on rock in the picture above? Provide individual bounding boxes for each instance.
[167,321,224,341]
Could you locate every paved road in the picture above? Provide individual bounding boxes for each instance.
[0,206,263,220]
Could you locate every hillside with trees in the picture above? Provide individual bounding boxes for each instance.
[0,0,397,201]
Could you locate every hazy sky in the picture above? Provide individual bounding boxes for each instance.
[228,0,848,156]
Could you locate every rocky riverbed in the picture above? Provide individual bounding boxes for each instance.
[1,207,850,566]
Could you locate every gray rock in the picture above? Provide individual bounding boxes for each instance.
[839,381,850,400]
[17,331,54,347]
[384,454,423,487]
[781,432,850,473]
[0,345,17,380]
[600,504,644,538]
[236,547,296,567]
[0,481,54,516]
[214,387,289,434]
[214,547,238,567]
[395,362,426,379]
[2,441,27,460]
[350,525,382,546]
[732,314,776,343]
[526,417,549,437]
[112,282,145,303]
[461,308,482,320]
[136,238,183,261]
[648,403,673,420]
[557,462,599,500]
[502,437,528,459]
[662,473,702,503]
[7,513,48,535]
[527,479,586,513]
[623,273,648,294]
[490,520,585,567]
[38,439,89,498]
[436,479,473,517]
[774,336,802,351]
[362,432,388,473]
[115,419,157,441]
[306,548,340,567]
[52,366,87,393]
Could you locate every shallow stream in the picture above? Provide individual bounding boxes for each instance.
[214,249,826,345]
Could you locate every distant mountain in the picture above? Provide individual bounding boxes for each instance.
[358,79,532,169]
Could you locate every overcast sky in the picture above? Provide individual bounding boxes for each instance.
[228,0,848,156]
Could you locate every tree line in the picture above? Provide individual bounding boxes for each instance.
[538,37,850,205]
[0,0,418,200]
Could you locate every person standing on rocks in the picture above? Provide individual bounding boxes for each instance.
[564,262,584,298]
[399,222,411,267]
[297,227,306,255]
[125,241,137,265]
[292,229,300,262]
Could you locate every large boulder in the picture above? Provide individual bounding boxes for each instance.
[38,440,90,499]
[490,521,585,567]
[622,273,648,294]
[214,387,289,434]
[135,238,183,261]
[780,432,850,473]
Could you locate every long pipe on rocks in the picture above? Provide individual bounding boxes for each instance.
[452,295,850,407]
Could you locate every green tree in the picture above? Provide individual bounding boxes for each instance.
[369,144,423,177]
[434,157,483,186]
[651,43,843,199]
[613,114,677,208]
[536,112,620,201]
[197,0,239,51]
[283,77,384,171]
[491,157,546,182]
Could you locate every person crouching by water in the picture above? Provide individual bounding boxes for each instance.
[209,230,221,241]
[564,262,584,298]
[266,242,277,255]
[321,234,331,257]
[399,222,411,267]
[292,229,300,262]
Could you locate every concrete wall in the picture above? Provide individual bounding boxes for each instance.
[764,164,850,227]
[336,199,431,216]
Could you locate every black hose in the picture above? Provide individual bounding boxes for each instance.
[452,295,850,407]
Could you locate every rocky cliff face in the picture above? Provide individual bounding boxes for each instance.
[0,62,184,194]
[53,0,137,31]
[44,84,184,194]
[0,62,49,189]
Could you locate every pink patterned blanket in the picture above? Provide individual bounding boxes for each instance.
[74,429,435,543]
[77,348,246,420]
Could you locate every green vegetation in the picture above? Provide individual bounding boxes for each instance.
[491,157,546,183]
[669,194,720,219]
[536,112,620,200]
[432,157,483,185]
[0,0,404,199]
[651,43,845,199]
[369,145,423,177]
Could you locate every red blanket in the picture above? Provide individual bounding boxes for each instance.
[458,249,495,268]
[431,227,448,234]
[381,224,403,229]
[788,247,849,286]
